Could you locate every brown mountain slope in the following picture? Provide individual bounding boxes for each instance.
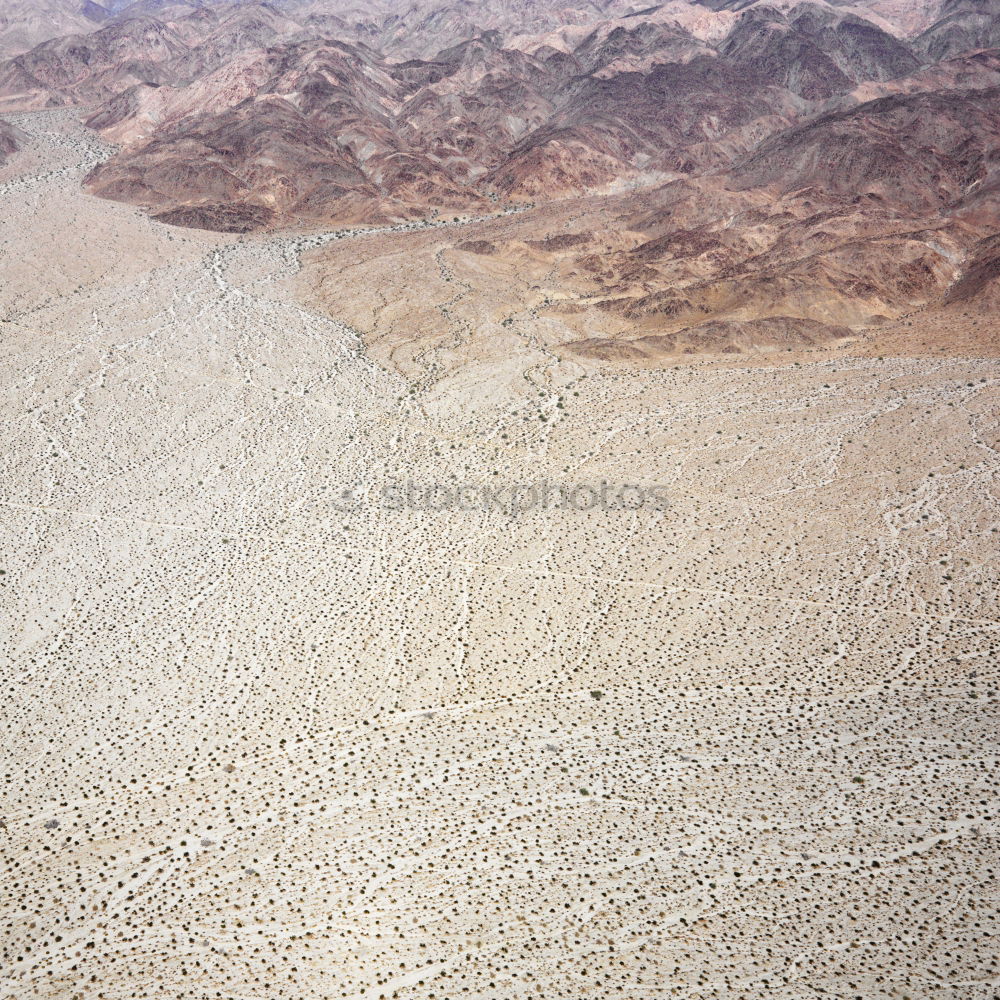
[296,55,1000,363]
[0,119,21,164]
[914,0,1000,60]
[0,16,192,109]
[3,0,958,221]
[65,0,969,230]
[0,2,307,110]
[718,4,920,99]
[731,86,1000,212]
[0,0,986,359]
[81,35,493,228]
[485,54,798,198]
[0,0,109,59]
[944,231,1000,305]
[4,0,999,322]
[67,8,811,224]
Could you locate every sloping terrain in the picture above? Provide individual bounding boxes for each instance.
[915,0,1000,60]
[0,118,20,162]
[0,0,992,239]
[14,0,986,377]
[732,85,1000,209]
[0,0,109,59]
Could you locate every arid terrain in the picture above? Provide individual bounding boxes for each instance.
[1,0,999,998]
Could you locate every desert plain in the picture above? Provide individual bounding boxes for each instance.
[0,103,998,1000]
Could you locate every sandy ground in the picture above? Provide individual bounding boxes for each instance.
[0,111,998,1000]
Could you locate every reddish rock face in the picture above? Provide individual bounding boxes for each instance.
[731,86,1000,211]
[0,0,111,59]
[0,0,997,243]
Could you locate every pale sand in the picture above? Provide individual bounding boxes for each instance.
[0,111,997,999]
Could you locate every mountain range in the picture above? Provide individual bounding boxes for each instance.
[2,0,998,350]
